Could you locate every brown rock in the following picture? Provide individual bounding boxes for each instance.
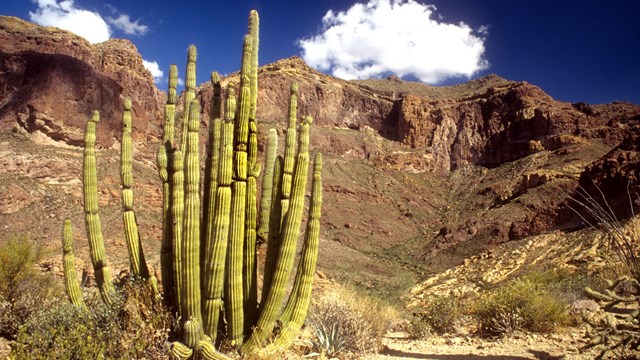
[0,16,163,147]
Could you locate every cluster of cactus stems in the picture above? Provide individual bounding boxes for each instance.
[61,9,322,358]
[582,276,640,359]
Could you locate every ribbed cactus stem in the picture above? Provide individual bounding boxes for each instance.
[83,111,115,305]
[197,340,232,360]
[183,317,204,349]
[277,153,322,336]
[180,45,197,157]
[225,36,254,347]
[121,97,149,278]
[62,219,85,307]
[257,129,278,244]
[202,113,234,339]
[259,157,283,306]
[202,72,222,270]
[242,116,312,352]
[169,341,193,360]
[243,162,260,332]
[226,180,246,346]
[281,82,299,221]
[172,150,185,320]
[182,99,203,331]
[160,63,178,307]
[248,10,259,122]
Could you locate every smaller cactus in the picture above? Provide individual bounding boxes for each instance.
[62,219,85,307]
[83,111,115,304]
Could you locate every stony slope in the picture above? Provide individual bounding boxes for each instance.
[1,17,640,306]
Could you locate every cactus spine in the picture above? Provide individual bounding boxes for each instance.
[62,219,85,307]
[83,111,115,304]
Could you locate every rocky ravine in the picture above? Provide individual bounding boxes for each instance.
[1,17,640,305]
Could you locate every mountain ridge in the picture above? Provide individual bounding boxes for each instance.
[1,15,640,306]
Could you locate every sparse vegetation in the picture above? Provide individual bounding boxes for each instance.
[308,286,396,357]
[0,235,61,339]
[566,184,640,359]
[411,293,464,336]
[11,279,171,360]
[473,275,570,335]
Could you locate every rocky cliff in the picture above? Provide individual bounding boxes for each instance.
[0,16,163,147]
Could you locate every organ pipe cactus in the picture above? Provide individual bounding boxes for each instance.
[61,219,85,308]
[83,111,115,305]
[121,97,149,279]
[68,9,322,359]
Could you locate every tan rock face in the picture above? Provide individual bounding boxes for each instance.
[197,56,396,134]
[0,16,163,147]
[392,81,640,172]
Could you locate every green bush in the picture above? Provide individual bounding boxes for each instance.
[474,277,569,335]
[0,236,61,339]
[411,293,463,336]
[11,279,171,359]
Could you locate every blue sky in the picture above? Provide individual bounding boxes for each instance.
[2,0,639,104]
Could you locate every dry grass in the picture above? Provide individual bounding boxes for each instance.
[307,286,399,358]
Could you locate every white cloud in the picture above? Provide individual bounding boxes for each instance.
[298,0,489,84]
[29,0,111,43]
[142,59,164,83]
[107,14,148,36]
[29,0,150,44]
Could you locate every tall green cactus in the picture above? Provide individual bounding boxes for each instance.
[121,97,149,279]
[62,219,85,308]
[83,111,115,305]
[70,9,322,359]
[160,64,178,307]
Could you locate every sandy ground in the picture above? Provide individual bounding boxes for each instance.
[374,331,607,360]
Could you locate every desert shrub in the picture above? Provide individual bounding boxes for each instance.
[411,293,463,336]
[307,287,396,357]
[0,235,61,339]
[306,322,347,358]
[12,301,110,359]
[12,279,171,359]
[474,277,569,335]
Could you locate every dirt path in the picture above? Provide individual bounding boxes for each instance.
[374,331,603,360]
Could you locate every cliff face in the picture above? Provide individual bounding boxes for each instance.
[0,16,163,147]
[197,56,396,133]
[392,80,640,172]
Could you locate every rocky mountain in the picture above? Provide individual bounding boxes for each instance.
[1,16,639,300]
[0,16,163,147]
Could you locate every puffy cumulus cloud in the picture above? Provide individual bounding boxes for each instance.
[298,0,489,84]
[29,0,111,43]
[29,0,150,43]
[107,14,148,36]
[142,60,164,83]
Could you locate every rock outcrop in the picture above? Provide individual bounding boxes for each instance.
[391,80,640,172]
[0,16,163,147]
[197,56,396,133]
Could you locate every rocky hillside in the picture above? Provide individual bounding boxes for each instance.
[0,16,163,147]
[1,16,640,302]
